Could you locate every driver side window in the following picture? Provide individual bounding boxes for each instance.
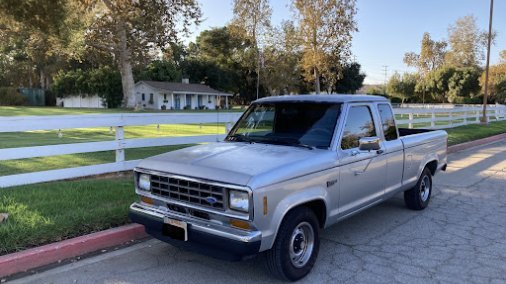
[341,106,377,150]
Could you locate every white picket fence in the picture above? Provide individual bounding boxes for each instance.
[0,113,243,188]
[1,105,505,188]
[395,105,506,129]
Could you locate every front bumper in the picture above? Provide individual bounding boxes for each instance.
[129,202,262,261]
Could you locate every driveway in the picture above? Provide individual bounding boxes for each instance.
[13,140,506,284]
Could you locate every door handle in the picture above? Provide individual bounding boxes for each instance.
[376,149,384,154]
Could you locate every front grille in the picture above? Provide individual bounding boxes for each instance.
[150,175,226,210]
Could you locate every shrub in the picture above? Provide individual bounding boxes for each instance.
[0,87,27,106]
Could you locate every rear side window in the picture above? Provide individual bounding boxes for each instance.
[378,104,398,141]
[341,106,377,150]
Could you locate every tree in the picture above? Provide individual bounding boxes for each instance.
[447,67,481,103]
[184,26,249,96]
[446,15,490,67]
[136,60,181,82]
[231,0,272,99]
[328,62,365,94]
[260,21,302,95]
[81,0,201,107]
[403,32,447,75]
[293,0,357,93]
[52,66,123,107]
[480,53,506,103]
[0,0,85,89]
[418,67,455,102]
[387,73,417,104]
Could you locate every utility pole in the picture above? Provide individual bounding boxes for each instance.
[482,0,494,124]
[382,65,388,94]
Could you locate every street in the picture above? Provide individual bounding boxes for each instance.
[13,140,506,284]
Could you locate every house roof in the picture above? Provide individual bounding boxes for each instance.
[136,80,232,96]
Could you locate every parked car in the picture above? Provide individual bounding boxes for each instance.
[129,95,448,281]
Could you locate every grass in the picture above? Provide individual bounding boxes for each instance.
[0,145,193,176]
[0,176,136,255]
[446,120,506,146]
[0,106,243,116]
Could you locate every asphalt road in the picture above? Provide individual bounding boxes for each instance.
[13,140,506,284]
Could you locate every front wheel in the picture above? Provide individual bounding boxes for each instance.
[404,167,432,210]
[265,207,320,281]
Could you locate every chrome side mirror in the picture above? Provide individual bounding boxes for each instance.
[359,137,381,151]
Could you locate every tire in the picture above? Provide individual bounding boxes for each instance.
[265,206,320,281]
[404,167,432,210]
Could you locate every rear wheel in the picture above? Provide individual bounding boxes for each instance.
[404,167,432,210]
[265,207,320,281]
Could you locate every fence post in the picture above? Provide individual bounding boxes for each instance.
[431,110,435,129]
[115,126,125,163]
[408,113,413,129]
[449,111,453,127]
[475,109,480,123]
[463,109,468,125]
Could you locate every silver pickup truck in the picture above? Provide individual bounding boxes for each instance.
[129,95,447,281]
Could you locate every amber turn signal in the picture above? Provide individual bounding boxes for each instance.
[140,196,154,205]
[229,219,251,230]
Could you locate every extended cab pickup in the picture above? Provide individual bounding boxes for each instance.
[129,95,447,281]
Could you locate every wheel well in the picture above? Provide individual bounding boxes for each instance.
[299,199,326,228]
[426,160,438,176]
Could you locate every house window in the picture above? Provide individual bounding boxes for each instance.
[149,93,154,104]
[142,93,145,101]
[164,94,167,100]
[197,95,203,107]
[175,95,180,109]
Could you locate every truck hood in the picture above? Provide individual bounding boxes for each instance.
[136,142,338,189]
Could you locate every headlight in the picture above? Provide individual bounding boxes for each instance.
[229,190,249,212]
[138,174,151,191]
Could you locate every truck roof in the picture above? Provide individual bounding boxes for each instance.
[254,94,388,104]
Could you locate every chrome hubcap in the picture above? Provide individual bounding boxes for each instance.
[420,175,431,202]
[289,222,314,268]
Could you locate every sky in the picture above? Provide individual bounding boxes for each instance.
[188,0,506,85]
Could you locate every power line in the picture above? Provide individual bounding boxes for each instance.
[382,65,388,85]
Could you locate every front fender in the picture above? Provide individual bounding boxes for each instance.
[259,186,328,251]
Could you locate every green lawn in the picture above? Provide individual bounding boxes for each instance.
[446,120,506,145]
[0,106,243,116]
[0,177,136,255]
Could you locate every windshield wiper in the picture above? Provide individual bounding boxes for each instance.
[227,134,254,144]
[254,137,315,150]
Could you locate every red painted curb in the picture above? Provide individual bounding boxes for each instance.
[448,133,506,154]
[0,224,147,278]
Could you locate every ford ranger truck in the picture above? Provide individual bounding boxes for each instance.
[129,95,448,281]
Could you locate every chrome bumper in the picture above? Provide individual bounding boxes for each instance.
[129,202,262,243]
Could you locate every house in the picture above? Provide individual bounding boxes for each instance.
[135,80,233,110]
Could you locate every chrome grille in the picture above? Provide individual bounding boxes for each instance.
[150,175,226,210]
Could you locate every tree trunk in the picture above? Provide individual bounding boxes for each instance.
[39,69,46,89]
[118,25,136,108]
[314,67,320,94]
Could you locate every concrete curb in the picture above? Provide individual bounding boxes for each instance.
[0,224,147,278]
[1,132,505,279]
[448,133,506,154]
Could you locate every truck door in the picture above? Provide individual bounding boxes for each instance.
[376,103,404,196]
[337,104,387,216]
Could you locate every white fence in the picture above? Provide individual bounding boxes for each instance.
[1,105,505,188]
[0,113,242,188]
[395,105,506,129]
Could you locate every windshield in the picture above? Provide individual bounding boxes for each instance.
[226,102,341,149]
